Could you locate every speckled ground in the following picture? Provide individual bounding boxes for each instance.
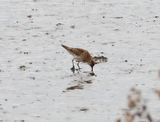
[0,0,160,121]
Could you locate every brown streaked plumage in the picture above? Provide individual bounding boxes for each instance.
[61,44,96,74]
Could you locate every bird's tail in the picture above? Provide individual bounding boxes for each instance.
[61,44,71,51]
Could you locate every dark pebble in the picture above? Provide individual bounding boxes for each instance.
[124,60,128,62]
[27,15,32,18]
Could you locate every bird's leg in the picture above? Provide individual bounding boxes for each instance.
[90,66,95,76]
[70,59,75,73]
[72,59,75,67]
[77,62,81,70]
[75,62,81,73]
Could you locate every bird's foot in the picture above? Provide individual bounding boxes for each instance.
[70,66,75,73]
[75,68,81,73]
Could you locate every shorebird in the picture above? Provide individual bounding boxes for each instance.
[61,44,97,75]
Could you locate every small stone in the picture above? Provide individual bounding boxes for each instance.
[79,108,89,112]
[19,65,26,71]
[155,16,159,18]
[30,77,35,80]
[45,32,49,35]
[124,60,128,62]
[70,25,75,29]
[27,15,32,18]
[29,62,32,64]
[22,39,27,41]
[56,23,63,26]
[24,52,29,54]
[35,70,40,72]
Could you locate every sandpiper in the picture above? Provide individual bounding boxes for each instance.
[61,44,97,75]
